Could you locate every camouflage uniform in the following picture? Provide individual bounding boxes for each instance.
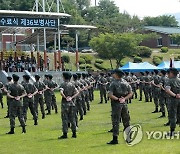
[131,75,137,99]
[51,80,58,113]
[144,74,152,102]
[124,75,133,103]
[34,81,46,117]
[152,74,161,110]
[5,81,12,117]
[108,78,131,137]
[60,81,78,134]
[8,83,26,128]
[0,82,4,108]
[165,77,180,131]
[88,76,95,102]
[22,82,38,122]
[43,78,49,110]
[98,76,108,103]
[139,74,145,101]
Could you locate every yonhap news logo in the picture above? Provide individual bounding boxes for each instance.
[123,124,143,146]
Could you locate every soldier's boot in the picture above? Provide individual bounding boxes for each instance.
[108,128,113,133]
[46,110,51,115]
[164,121,170,126]
[159,108,162,112]
[166,128,175,137]
[98,102,103,104]
[42,113,45,119]
[84,111,86,115]
[139,98,142,101]
[1,102,3,108]
[7,127,15,134]
[105,100,108,104]
[159,112,165,118]
[72,132,77,138]
[68,123,71,128]
[58,133,67,139]
[145,99,149,102]
[152,108,158,113]
[107,136,118,145]
[4,115,9,118]
[80,115,83,121]
[34,119,38,125]
[55,108,58,114]
[52,105,54,110]
[22,127,26,134]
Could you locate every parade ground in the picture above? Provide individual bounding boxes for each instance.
[0,91,179,154]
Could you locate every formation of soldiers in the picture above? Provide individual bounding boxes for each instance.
[0,67,179,144]
[0,72,95,138]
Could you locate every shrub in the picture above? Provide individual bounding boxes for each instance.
[174,56,180,61]
[80,55,93,64]
[79,64,92,70]
[161,47,168,53]
[95,59,104,64]
[79,58,86,64]
[94,63,106,70]
[62,55,70,63]
[153,56,163,66]
[136,46,152,58]
[133,56,142,63]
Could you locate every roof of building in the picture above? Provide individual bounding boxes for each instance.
[144,26,180,34]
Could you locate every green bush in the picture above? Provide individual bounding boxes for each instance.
[136,46,152,58]
[79,64,92,70]
[94,63,106,70]
[79,58,86,64]
[153,56,163,66]
[133,56,142,63]
[62,55,70,63]
[161,47,168,53]
[95,59,104,64]
[174,56,180,61]
[80,55,93,64]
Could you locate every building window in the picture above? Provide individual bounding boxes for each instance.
[157,37,162,46]
[170,38,178,46]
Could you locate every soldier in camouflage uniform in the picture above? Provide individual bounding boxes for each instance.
[139,72,145,101]
[144,71,152,102]
[107,69,133,145]
[21,75,38,125]
[58,72,79,139]
[165,68,180,137]
[88,74,95,102]
[124,72,133,103]
[107,73,113,101]
[43,75,49,111]
[34,75,46,119]
[4,76,13,118]
[6,74,26,134]
[72,74,84,125]
[0,81,4,109]
[77,73,87,115]
[151,70,161,114]
[98,73,108,104]
[48,74,58,114]
[131,73,137,99]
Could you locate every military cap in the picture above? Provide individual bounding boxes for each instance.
[100,73,104,76]
[73,74,78,80]
[112,69,124,77]
[154,70,159,74]
[145,71,149,75]
[44,74,49,78]
[48,74,53,80]
[140,72,144,75]
[12,74,19,82]
[82,73,86,78]
[125,72,129,76]
[23,75,30,80]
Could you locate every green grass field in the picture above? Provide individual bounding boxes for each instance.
[0,91,179,154]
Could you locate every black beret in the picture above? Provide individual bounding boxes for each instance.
[145,71,149,74]
[125,72,129,76]
[140,72,144,75]
[82,73,86,78]
[23,75,30,80]
[100,73,104,76]
[73,74,78,80]
[161,70,166,75]
[76,73,81,78]
[154,70,159,74]
[35,75,40,80]
[112,69,124,77]
[63,72,72,80]
[7,76,12,81]
[12,74,19,81]
[48,74,53,79]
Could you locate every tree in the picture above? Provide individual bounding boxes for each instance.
[143,15,178,27]
[170,34,180,47]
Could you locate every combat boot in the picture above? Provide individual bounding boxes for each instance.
[6,127,15,134]
[55,108,58,114]
[80,116,83,121]
[152,108,158,113]
[159,112,165,118]
[58,133,67,139]
[84,111,86,115]
[46,110,51,115]
[107,136,118,145]
[108,128,113,133]
[139,98,142,101]
[42,113,45,119]
[22,127,26,134]
[72,132,77,138]
[34,119,38,125]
